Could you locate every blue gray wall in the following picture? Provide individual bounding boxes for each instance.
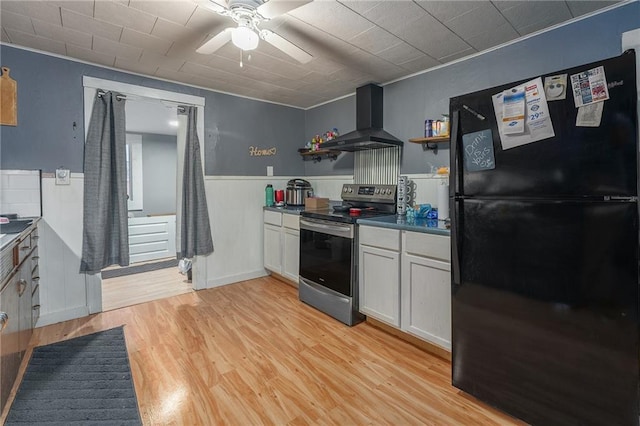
[303,96,355,176]
[140,133,176,217]
[0,45,305,176]
[305,1,640,175]
[207,93,304,176]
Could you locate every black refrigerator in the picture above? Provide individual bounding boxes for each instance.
[449,50,639,425]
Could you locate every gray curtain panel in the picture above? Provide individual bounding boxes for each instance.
[80,91,129,273]
[179,106,214,258]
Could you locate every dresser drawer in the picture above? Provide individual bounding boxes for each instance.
[404,231,450,262]
[264,210,282,226]
[282,213,299,230]
[359,226,400,251]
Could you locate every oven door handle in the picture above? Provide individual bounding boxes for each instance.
[300,219,354,238]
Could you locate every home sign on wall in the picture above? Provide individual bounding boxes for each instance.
[249,146,277,156]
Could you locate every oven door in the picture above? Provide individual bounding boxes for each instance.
[299,218,354,297]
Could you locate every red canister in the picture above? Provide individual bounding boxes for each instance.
[275,189,285,203]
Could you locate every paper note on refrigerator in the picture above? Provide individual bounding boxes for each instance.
[492,77,555,150]
[501,85,526,134]
[576,102,604,127]
[570,66,609,107]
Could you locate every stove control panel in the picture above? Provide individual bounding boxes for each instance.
[342,184,397,203]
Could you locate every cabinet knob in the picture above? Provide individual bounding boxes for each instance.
[17,279,27,296]
[32,256,39,261]
[0,312,8,331]
[20,246,30,251]
[32,305,40,310]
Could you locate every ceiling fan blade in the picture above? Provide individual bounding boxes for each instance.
[192,0,228,14]
[260,30,313,63]
[196,28,234,54]
[202,0,228,14]
[257,0,312,19]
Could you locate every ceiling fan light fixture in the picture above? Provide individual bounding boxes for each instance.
[232,26,259,51]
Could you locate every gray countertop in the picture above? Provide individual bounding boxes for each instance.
[264,206,451,236]
[357,215,451,236]
[263,205,308,215]
[0,217,40,252]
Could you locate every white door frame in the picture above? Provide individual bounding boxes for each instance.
[82,76,208,313]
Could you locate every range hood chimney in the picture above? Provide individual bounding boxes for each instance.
[321,84,403,152]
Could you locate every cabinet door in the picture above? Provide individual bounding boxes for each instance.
[401,253,451,349]
[358,244,400,327]
[264,224,282,274]
[0,273,22,412]
[282,228,300,283]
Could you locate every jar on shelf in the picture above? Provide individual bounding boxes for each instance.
[441,114,450,137]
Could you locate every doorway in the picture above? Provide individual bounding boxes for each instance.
[102,98,187,311]
[82,76,207,313]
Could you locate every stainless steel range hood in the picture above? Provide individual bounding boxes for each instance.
[321,84,403,152]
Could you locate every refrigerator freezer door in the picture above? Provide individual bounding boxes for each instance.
[450,51,637,198]
[451,198,639,425]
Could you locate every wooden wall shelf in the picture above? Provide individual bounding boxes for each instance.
[299,148,340,163]
[408,136,450,154]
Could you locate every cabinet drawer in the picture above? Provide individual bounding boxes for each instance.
[404,231,450,262]
[359,226,400,251]
[282,213,300,230]
[264,210,282,226]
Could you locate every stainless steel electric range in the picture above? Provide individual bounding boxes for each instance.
[298,183,397,325]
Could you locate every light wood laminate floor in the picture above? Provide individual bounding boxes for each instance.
[7,277,522,425]
[101,266,192,311]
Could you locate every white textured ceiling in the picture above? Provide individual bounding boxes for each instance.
[0,0,623,108]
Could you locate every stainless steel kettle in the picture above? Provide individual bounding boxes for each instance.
[286,179,313,206]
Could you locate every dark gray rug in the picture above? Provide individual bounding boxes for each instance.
[101,258,178,279]
[6,327,142,425]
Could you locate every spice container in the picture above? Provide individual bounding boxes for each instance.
[441,114,450,137]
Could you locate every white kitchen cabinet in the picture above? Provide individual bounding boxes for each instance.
[358,226,401,327]
[282,228,299,282]
[263,210,300,284]
[263,224,282,274]
[401,231,452,350]
[0,224,39,413]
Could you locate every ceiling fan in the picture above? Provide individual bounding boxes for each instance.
[196,0,313,64]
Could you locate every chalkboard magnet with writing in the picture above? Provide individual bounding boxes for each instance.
[462,129,496,172]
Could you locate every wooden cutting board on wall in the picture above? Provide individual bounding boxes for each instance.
[0,67,17,126]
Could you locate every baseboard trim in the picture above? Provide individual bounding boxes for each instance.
[268,272,298,288]
[366,317,452,362]
[207,269,268,288]
[36,306,90,328]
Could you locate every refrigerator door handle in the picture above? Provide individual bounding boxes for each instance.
[450,110,460,197]
[451,199,461,286]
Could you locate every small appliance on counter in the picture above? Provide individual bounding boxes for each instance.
[286,179,313,206]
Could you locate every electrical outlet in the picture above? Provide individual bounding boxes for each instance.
[267,166,274,176]
[55,168,70,185]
